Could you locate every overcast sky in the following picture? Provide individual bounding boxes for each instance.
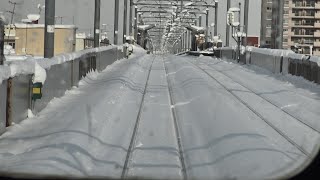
[0,0,261,46]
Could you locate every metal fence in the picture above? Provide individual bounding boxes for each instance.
[0,81,6,134]
[217,47,320,85]
[0,46,127,134]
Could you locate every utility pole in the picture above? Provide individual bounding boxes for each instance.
[214,0,218,36]
[226,0,230,47]
[44,0,55,58]
[123,0,127,44]
[184,31,187,51]
[237,2,241,62]
[187,30,190,51]
[271,0,284,49]
[114,0,119,45]
[6,1,21,41]
[94,0,100,48]
[180,36,183,52]
[0,18,5,65]
[244,0,249,47]
[134,6,138,43]
[129,0,133,39]
[205,8,209,49]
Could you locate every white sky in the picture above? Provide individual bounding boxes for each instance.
[0,0,261,46]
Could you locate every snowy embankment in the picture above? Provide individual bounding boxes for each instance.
[245,46,320,66]
[0,52,319,179]
[0,46,149,178]
[188,55,320,178]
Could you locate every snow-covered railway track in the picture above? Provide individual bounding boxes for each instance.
[121,57,156,178]
[163,57,187,180]
[188,60,314,157]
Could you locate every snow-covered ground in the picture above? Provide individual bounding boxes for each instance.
[0,52,319,179]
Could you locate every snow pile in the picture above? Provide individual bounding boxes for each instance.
[190,25,205,31]
[0,65,11,84]
[5,55,43,62]
[309,56,320,66]
[32,62,47,84]
[37,45,116,69]
[138,25,150,30]
[138,24,155,31]
[246,46,295,57]
[228,46,295,57]
[27,109,35,118]
[220,47,233,51]
[287,53,305,60]
[0,46,117,83]
[3,45,15,55]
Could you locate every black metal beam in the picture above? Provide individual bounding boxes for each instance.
[94,0,100,47]
[44,0,55,58]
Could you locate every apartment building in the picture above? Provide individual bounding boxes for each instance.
[260,0,273,48]
[261,0,320,56]
[4,24,76,56]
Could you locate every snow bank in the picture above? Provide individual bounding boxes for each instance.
[0,65,10,84]
[246,46,295,57]
[5,55,43,62]
[309,56,320,66]
[190,25,205,31]
[0,46,117,84]
[32,62,47,84]
[138,24,155,31]
[37,45,116,69]
[191,25,206,31]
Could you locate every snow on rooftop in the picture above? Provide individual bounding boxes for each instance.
[126,36,134,40]
[0,65,10,85]
[309,56,320,66]
[14,23,76,29]
[138,25,150,30]
[190,25,205,31]
[138,24,155,31]
[233,32,246,37]
[246,46,295,57]
[229,7,240,12]
[76,33,87,39]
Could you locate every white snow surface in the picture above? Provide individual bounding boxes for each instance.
[32,62,47,84]
[0,52,319,179]
[0,65,10,85]
[190,25,205,31]
[245,46,295,56]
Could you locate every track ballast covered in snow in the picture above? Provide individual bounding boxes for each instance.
[0,52,319,179]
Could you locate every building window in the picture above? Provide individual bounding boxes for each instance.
[8,42,15,49]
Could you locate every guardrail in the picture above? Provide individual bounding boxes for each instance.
[217,47,320,85]
[0,45,127,134]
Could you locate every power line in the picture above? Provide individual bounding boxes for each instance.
[6,0,22,40]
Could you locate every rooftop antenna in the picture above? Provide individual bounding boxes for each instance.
[27,14,40,24]
[37,4,45,14]
[6,0,22,40]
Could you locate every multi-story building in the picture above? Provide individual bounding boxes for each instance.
[4,24,76,56]
[260,0,273,48]
[261,0,320,56]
